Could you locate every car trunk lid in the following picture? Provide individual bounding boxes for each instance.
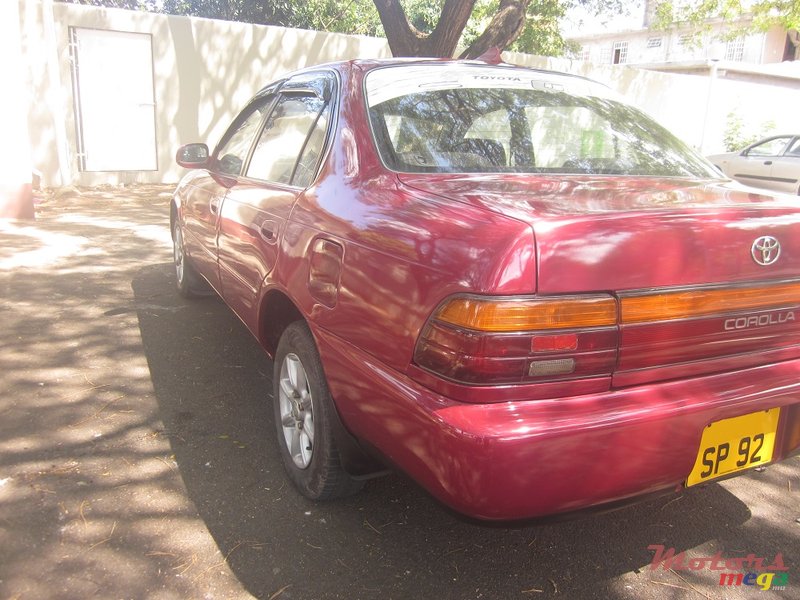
[400,173,800,386]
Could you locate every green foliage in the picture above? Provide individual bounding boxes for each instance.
[401,0,445,34]
[509,0,577,56]
[159,0,294,25]
[57,0,160,9]
[653,1,799,42]
[723,112,776,151]
[288,1,384,36]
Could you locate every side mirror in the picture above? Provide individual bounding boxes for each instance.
[176,143,210,168]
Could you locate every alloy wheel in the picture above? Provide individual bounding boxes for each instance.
[278,353,315,469]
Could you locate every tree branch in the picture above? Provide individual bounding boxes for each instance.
[427,0,478,57]
[373,0,424,56]
[460,0,531,59]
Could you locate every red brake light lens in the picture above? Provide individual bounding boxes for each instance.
[531,333,579,352]
[413,295,619,386]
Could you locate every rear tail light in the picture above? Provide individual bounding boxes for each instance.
[413,295,618,385]
[616,280,800,380]
[621,280,800,323]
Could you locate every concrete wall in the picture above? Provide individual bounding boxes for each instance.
[1,0,35,217]
[505,52,800,154]
[14,1,800,187]
[17,0,391,187]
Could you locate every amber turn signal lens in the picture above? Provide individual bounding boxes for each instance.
[434,296,617,332]
[621,281,800,324]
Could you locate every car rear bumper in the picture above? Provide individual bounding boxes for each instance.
[314,327,800,521]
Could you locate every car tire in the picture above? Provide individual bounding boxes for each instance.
[273,321,363,500]
[172,220,206,298]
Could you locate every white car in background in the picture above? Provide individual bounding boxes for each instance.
[707,134,800,195]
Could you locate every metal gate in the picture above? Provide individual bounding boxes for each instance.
[69,27,157,172]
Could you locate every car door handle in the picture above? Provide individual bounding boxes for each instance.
[259,220,277,242]
[764,161,773,165]
[210,197,221,214]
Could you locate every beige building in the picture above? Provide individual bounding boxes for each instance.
[568,11,799,67]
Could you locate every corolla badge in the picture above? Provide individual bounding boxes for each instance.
[751,236,781,266]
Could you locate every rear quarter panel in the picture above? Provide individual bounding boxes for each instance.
[283,175,535,373]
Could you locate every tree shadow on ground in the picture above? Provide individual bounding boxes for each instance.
[0,195,247,599]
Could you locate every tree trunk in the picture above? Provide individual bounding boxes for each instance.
[373,0,532,59]
[373,0,476,57]
[460,0,531,59]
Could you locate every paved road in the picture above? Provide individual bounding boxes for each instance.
[1,187,797,600]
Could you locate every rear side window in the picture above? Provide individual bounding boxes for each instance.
[246,94,328,186]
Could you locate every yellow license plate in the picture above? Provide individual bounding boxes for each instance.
[687,408,780,487]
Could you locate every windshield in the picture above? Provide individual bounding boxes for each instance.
[365,64,719,178]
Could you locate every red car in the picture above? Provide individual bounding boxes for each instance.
[171,58,800,521]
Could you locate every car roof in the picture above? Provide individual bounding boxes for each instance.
[260,56,607,94]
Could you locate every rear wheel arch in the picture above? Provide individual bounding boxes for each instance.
[259,289,305,359]
[259,289,389,480]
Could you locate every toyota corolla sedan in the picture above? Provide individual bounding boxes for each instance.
[171,58,800,521]
[707,134,800,195]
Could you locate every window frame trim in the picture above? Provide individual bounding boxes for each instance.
[239,69,339,190]
[287,98,331,187]
[211,81,284,177]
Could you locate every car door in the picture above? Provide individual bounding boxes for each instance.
[217,73,336,332]
[182,97,273,290]
[729,136,792,192]
[770,136,800,194]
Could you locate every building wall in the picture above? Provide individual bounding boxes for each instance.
[572,22,783,66]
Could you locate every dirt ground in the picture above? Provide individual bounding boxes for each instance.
[0,185,798,600]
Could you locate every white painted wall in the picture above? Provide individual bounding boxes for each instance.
[13,1,800,186]
[17,0,391,187]
[505,52,799,154]
[1,0,34,211]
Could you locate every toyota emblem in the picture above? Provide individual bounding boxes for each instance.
[751,236,781,266]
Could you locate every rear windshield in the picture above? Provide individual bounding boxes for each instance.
[365,64,719,178]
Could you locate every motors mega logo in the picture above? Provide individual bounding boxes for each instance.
[648,545,789,591]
